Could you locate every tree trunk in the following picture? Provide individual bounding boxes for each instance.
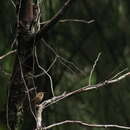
[8,0,38,129]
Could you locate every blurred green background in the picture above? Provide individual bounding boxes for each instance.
[1,0,130,130]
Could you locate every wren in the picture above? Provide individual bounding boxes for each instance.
[32,92,44,104]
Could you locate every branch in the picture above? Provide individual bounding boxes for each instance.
[39,72,130,109]
[0,50,16,60]
[18,56,37,121]
[59,19,94,24]
[41,38,85,74]
[34,46,55,97]
[36,0,74,40]
[35,72,130,129]
[9,0,16,8]
[89,53,101,85]
[42,120,130,130]
[40,19,95,25]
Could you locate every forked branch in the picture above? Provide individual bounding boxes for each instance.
[40,72,130,109]
[36,0,74,40]
[35,72,130,129]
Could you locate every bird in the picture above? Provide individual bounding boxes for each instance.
[32,92,44,105]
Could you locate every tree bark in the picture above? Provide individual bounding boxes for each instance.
[8,0,36,129]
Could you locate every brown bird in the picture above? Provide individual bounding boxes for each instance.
[32,92,44,104]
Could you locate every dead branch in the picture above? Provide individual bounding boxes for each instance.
[34,46,55,97]
[89,53,101,85]
[40,72,130,108]
[41,120,130,130]
[40,19,95,25]
[41,38,85,74]
[35,72,130,128]
[0,50,16,60]
[36,0,74,40]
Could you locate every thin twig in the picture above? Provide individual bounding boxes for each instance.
[47,56,58,72]
[40,19,95,25]
[36,0,74,40]
[6,86,11,130]
[107,72,130,84]
[59,19,95,24]
[89,53,101,85]
[18,56,37,121]
[16,0,22,28]
[34,47,55,97]
[41,120,130,130]
[60,56,83,74]
[41,38,59,56]
[0,50,16,60]
[11,37,17,49]
[111,68,128,80]
[1,70,11,77]
[9,0,16,8]
[31,56,58,78]
[59,59,76,73]
[32,46,37,94]
[41,38,85,74]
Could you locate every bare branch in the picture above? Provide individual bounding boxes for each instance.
[39,72,130,109]
[41,38,85,75]
[59,19,95,24]
[59,58,76,73]
[30,56,58,78]
[36,0,74,40]
[34,47,55,97]
[107,72,130,84]
[35,62,130,130]
[18,56,37,121]
[0,50,16,60]
[40,19,95,25]
[41,120,130,130]
[9,0,16,8]
[110,68,128,80]
[89,53,101,85]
